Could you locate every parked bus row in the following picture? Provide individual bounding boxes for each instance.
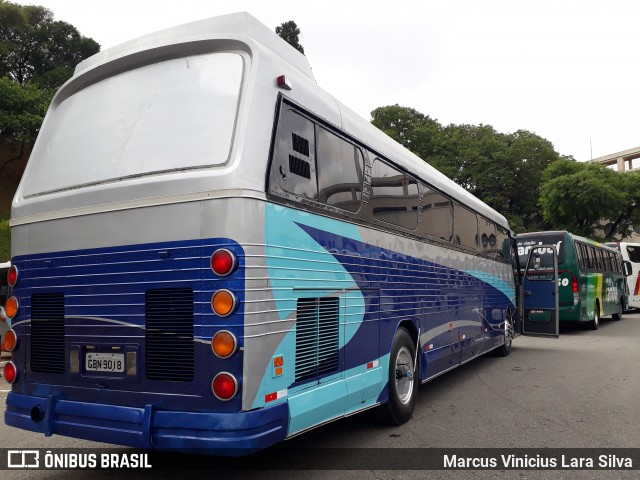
[0,12,629,455]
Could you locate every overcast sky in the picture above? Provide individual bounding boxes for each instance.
[25,0,640,162]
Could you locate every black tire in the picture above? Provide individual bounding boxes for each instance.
[378,328,418,425]
[612,298,623,321]
[494,320,513,357]
[584,302,600,330]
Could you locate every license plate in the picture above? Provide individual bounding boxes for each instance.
[85,352,125,373]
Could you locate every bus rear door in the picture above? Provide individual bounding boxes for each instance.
[519,245,559,338]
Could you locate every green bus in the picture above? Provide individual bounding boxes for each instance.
[516,231,629,330]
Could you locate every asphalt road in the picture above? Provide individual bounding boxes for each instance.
[1,312,639,479]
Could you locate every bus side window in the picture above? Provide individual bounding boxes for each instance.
[269,109,318,201]
[420,185,453,241]
[626,246,640,263]
[316,127,364,213]
[454,204,478,250]
[370,159,419,230]
[576,243,585,269]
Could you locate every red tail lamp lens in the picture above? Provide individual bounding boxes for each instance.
[7,265,18,287]
[3,329,17,352]
[211,249,236,276]
[4,297,18,319]
[212,330,237,358]
[3,362,17,384]
[572,274,579,293]
[212,372,238,401]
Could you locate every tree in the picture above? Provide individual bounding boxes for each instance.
[0,1,100,88]
[370,105,560,232]
[540,158,640,240]
[275,20,304,54]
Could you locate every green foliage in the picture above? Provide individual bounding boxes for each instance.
[371,105,560,232]
[540,158,640,239]
[0,75,52,143]
[275,20,304,54]
[0,1,100,88]
[0,216,9,261]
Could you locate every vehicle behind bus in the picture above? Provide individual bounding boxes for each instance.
[517,231,627,329]
[604,242,640,310]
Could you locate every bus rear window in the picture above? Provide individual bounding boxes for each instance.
[626,246,640,263]
[516,235,565,267]
[22,52,243,197]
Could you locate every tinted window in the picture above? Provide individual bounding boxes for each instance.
[421,185,453,241]
[316,127,364,213]
[271,110,317,200]
[517,234,566,267]
[371,160,419,229]
[455,205,478,249]
[627,245,640,263]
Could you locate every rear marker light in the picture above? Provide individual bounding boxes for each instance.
[4,361,17,384]
[277,75,292,90]
[7,265,18,287]
[212,330,237,358]
[212,372,238,401]
[211,290,237,317]
[211,249,237,276]
[4,296,18,319]
[2,329,17,352]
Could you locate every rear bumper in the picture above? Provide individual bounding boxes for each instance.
[5,392,288,455]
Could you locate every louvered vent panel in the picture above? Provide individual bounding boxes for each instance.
[145,288,194,381]
[289,155,311,179]
[31,293,66,373]
[295,297,339,382]
[292,132,310,156]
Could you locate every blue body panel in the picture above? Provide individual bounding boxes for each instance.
[6,206,515,452]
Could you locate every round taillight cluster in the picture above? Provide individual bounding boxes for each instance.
[7,265,18,287]
[3,361,18,384]
[211,249,236,276]
[209,248,240,401]
[212,372,238,401]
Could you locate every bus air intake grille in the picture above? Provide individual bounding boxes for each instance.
[295,297,339,382]
[30,293,66,374]
[145,288,194,381]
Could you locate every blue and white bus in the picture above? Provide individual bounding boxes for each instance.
[4,12,558,454]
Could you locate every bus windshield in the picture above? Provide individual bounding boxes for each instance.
[516,234,565,268]
[21,52,243,197]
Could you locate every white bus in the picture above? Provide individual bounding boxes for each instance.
[3,12,557,454]
[605,242,639,309]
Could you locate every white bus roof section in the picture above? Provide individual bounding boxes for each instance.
[75,12,315,82]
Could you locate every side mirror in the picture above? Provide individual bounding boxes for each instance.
[623,261,633,277]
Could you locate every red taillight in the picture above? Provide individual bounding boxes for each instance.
[212,372,238,401]
[7,265,18,287]
[3,361,17,384]
[572,274,579,293]
[210,249,236,276]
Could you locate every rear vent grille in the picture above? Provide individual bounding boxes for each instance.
[295,297,339,382]
[289,155,311,179]
[145,288,194,381]
[31,293,65,373]
[292,133,310,156]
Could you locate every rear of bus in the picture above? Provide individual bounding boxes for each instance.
[3,13,314,453]
[605,242,640,309]
[516,232,581,322]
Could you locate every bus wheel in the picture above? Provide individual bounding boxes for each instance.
[494,320,513,357]
[585,302,600,330]
[612,299,623,321]
[378,327,417,425]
